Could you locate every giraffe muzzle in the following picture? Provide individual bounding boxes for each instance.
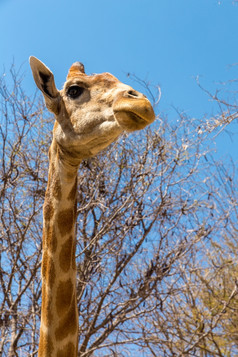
[113,96,155,131]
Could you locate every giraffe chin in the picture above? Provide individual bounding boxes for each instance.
[114,111,153,132]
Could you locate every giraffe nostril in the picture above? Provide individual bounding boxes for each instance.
[127,90,140,98]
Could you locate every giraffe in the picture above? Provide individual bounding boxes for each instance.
[29,56,155,357]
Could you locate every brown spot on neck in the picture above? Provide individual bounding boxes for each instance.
[43,200,54,221]
[43,225,57,253]
[55,293,78,341]
[56,279,74,315]
[41,251,56,289]
[57,209,75,236]
[59,236,74,272]
[67,177,77,201]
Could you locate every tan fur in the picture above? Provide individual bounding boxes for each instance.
[29,56,155,357]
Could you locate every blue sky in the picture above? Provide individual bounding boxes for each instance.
[1,0,238,159]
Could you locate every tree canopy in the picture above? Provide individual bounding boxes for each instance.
[0,65,238,356]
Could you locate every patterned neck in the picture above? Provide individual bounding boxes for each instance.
[38,139,79,357]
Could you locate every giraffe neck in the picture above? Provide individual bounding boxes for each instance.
[39,139,79,357]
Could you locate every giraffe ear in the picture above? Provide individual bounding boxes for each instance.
[29,56,60,114]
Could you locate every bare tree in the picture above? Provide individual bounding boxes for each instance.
[0,66,51,356]
[128,81,238,357]
[0,64,237,356]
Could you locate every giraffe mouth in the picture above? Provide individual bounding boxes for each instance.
[124,111,147,124]
[114,109,155,131]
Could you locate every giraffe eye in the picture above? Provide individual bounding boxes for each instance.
[67,85,84,99]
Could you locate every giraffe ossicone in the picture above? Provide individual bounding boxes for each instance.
[29,56,155,357]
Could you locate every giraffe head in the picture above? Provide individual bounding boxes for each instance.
[29,56,155,161]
